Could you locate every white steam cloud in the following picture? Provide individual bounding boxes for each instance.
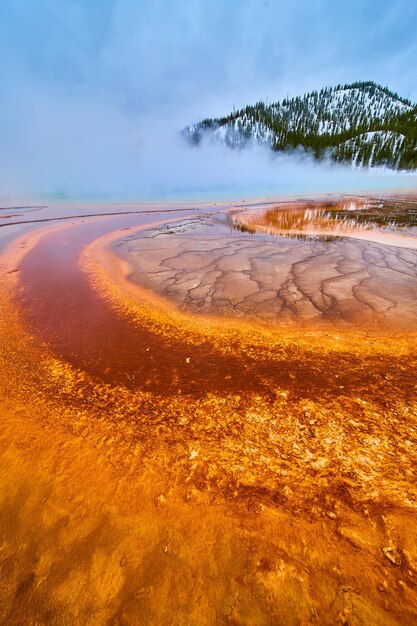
[1,83,415,202]
[0,0,416,201]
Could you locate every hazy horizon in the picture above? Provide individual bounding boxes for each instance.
[1,0,416,199]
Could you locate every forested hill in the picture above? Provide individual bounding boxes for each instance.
[183,81,417,170]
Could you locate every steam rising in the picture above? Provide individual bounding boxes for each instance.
[0,0,416,200]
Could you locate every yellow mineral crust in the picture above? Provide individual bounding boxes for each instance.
[0,202,417,625]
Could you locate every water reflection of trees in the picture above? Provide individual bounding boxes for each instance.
[230,221,340,242]
[228,200,417,240]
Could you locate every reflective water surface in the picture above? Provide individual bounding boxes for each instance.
[228,198,417,241]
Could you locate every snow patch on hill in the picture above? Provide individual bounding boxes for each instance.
[183,81,417,170]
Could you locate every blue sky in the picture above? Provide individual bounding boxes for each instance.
[0,0,416,198]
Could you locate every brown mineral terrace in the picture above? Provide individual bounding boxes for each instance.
[0,194,416,625]
[109,197,417,332]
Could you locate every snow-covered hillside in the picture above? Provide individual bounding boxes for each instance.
[183,81,417,170]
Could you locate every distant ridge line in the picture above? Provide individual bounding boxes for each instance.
[183,81,417,170]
